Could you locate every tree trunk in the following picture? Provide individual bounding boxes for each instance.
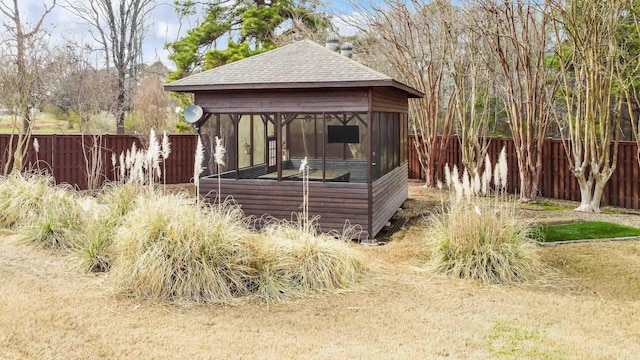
[116,75,125,135]
[575,176,594,212]
[425,166,435,188]
[590,179,607,213]
[518,167,533,202]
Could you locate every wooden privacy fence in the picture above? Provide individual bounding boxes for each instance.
[409,135,640,209]
[0,134,197,190]
[4,133,639,209]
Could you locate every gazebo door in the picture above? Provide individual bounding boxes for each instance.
[267,135,277,173]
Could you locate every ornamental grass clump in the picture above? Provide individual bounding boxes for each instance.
[429,147,542,284]
[107,193,365,303]
[245,156,365,301]
[0,172,86,249]
[20,195,86,250]
[78,183,149,272]
[252,220,366,302]
[428,201,541,284]
[108,194,258,303]
[0,172,55,228]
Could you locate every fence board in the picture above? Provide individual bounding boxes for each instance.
[408,135,640,210]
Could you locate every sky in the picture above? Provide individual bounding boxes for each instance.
[11,0,359,68]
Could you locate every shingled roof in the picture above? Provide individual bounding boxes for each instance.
[164,40,423,98]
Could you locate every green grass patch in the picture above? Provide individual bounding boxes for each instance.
[524,200,568,211]
[487,321,567,359]
[540,221,640,242]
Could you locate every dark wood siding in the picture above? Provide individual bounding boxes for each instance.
[200,178,369,235]
[196,89,369,113]
[371,163,408,236]
[371,88,409,113]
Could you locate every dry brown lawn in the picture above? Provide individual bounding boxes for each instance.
[1,183,640,359]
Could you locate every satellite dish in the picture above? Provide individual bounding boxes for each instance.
[183,105,203,124]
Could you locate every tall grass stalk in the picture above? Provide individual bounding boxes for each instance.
[161,131,171,190]
[33,139,40,172]
[299,157,310,233]
[194,136,205,204]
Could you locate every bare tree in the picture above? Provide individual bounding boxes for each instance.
[616,4,640,170]
[472,0,558,201]
[48,43,118,132]
[550,0,632,212]
[132,63,177,133]
[448,7,494,179]
[349,0,456,187]
[65,0,155,134]
[0,0,56,173]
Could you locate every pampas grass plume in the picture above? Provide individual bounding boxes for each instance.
[161,131,171,159]
[125,149,132,169]
[451,165,463,202]
[194,136,205,201]
[214,136,226,167]
[444,164,452,187]
[194,136,205,178]
[482,154,492,195]
[119,152,126,181]
[473,172,481,196]
[493,160,501,189]
[498,146,508,189]
[147,129,161,180]
[299,156,308,173]
[462,168,471,198]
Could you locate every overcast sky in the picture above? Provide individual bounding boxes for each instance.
[11,0,358,68]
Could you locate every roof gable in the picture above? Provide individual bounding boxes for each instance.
[164,40,423,98]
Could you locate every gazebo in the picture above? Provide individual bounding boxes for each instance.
[164,40,423,238]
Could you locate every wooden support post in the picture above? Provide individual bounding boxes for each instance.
[276,112,282,181]
[367,90,374,237]
[322,112,326,182]
[234,114,239,180]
